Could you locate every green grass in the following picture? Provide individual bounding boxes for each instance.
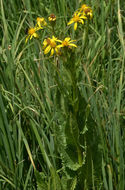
[0,0,125,189]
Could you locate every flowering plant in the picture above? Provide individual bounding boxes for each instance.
[25,3,93,189]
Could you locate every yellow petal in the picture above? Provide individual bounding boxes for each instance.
[77,12,81,16]
[43,39,47,47]
[50,48,54,56]
[30,35,33,40]
[37,21,41,27]
[44,45,51,54]
[56,39,62,43]
[52,36,57,41]
[57,44,63,48]
[33,33,38,38]
[69,43,77,47]
[88,12,93,19]
[69,39,76,43]
[35,26,43,31]
[25,35,29,43]
[65,37,71,42]
[79,19,84,24]
[67,19,74,25]
[55,47,59,52]
[80,15,87,20]
[74,22,77,30]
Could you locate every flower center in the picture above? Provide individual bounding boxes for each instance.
[50,40,56,48]
[28,28,35,35]
[49,14,56,21]
[84,8,91,14]
[62,41,69,46]
[37,17,41,21]
[46,39,51,45]
[50,14,56,19]
[73,15,80,22]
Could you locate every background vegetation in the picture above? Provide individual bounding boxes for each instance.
[0,0,125,189]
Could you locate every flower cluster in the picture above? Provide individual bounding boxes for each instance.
[68,4,93,30]
[25,4,92,56]
[43,36,77,56]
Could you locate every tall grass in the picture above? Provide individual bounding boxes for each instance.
[0,0,125,189]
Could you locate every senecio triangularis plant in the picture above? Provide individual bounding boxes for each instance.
[25,3,96,190]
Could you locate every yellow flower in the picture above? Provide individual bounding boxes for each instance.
[80,4,88,11]
[25,27,40,43]
[48,14,56,22]
[57,37,77,48]
[67,11,87,30]
[43,36,60,56]
[80,4,93,19]
[36,17,47,27]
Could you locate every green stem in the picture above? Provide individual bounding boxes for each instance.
[82,20,89,50]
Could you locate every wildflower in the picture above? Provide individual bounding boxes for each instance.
[57,37,77,48]
[48,14,56,22]
[67,11,87,30]
[80,4,93,19]
[80,4,88,11]
[25,27,40,43]
[43,36,60,56]
[36,17,47,27]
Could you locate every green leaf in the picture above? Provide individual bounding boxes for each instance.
[35,170,48,190]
